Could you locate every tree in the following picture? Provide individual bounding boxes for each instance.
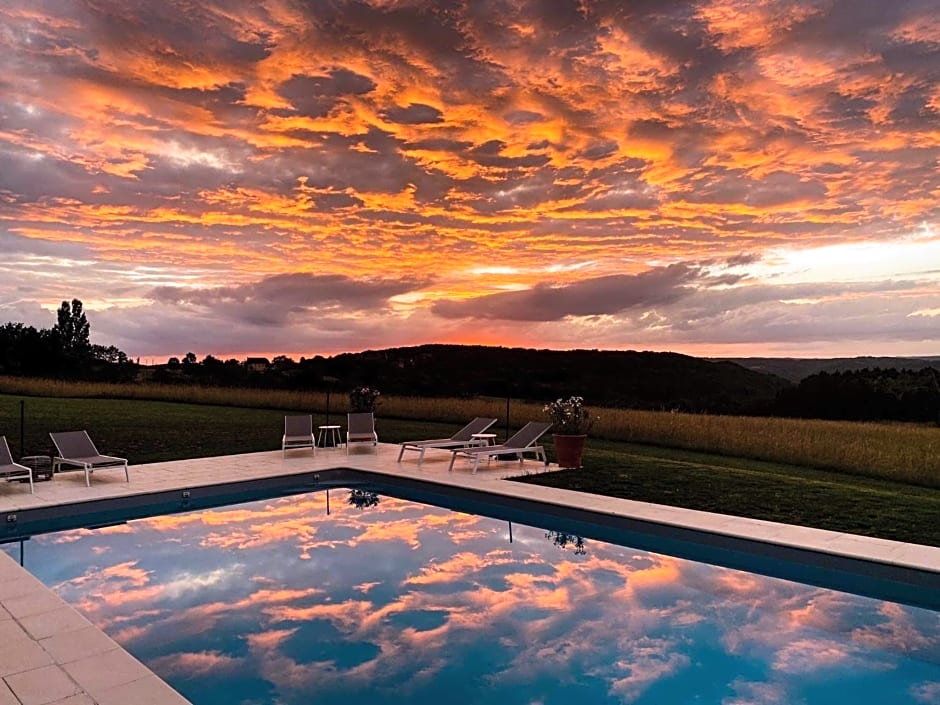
[0,322,59,375]
[272,355,296,371]
[91,344,128,365]
[54,299,91,359]
[1,299,133,379]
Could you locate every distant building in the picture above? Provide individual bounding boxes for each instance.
[244,357,270,373]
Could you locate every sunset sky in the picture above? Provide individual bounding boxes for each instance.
[1,0,938,361]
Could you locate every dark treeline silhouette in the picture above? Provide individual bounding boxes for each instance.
[717,356,940,382]
[1,306,938,423]
[141,346,940,423]
[323,345,791,415]
[774,368,940,423]
[147,344,788,415]
[0,299,135,381]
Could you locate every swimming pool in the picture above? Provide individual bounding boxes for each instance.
[6,486,939,705]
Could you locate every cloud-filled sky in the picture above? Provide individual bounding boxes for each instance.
[0,0,938,360]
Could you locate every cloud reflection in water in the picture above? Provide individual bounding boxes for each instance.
[11,490,940,705]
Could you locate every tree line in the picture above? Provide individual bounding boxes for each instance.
[1,305,938,424]
[775,367,940,423]
[0,300,135,381]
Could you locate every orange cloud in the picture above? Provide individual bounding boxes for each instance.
[1,0,937,357]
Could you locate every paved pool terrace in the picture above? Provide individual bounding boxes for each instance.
[0,442,938,705]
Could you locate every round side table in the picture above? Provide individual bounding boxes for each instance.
[317,425,342,448]
[470,433,497,447]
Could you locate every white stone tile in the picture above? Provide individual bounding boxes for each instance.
[46,695,96,705]
[40,625,120,664]
[4,664,81,705]
[0,576,42,601]
[62,647,152,694]
[0,617,28,642]
[0,555,27,584]
[2,590,67,620]
[0,681,19,705]
[20,605,92,640]
[93,674,190,705]
[0,627,54,677]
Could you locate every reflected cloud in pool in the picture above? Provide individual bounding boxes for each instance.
[11,490,940,705]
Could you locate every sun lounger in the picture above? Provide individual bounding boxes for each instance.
[398,417,498,464]
[447,421,551,473]
[50,430,129,487]
[0,436,33,493]
[346,412,378,455]
[282,414,316,456]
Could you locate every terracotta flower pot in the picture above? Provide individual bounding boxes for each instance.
[553,434,587,469]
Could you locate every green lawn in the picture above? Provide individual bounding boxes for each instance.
[517,439,940,547]
[3,394,938,548]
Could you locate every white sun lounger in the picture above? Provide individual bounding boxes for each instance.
[50,430,129,487]
[397,417,498,465]
[0,436,33,493]
[447,421,551,473]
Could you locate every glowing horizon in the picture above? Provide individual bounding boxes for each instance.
[1,1,938,360]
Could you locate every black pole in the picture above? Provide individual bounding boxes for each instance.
[508,521,513,544]
[326,388,331,427]
[19,400,25,458]
[505,394,510,442]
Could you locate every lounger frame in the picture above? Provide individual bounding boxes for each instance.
[397,417,498,465]
[447,421,551,473]
[0,436,33,493]
[50,430,129,487]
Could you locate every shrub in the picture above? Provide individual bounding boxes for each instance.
[349,386,381,412]
[544,396,593,434]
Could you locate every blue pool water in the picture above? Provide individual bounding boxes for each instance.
[6,488,939,705]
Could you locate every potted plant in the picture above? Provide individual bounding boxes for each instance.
[349,386,381,413]
[543,396,592,469]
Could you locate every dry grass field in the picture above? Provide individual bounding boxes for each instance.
[1,375,938,488]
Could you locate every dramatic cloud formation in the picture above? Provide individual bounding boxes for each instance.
[0,0,938,358]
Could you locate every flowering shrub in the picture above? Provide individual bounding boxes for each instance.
[349,386,381,412]
[543,395,592,435]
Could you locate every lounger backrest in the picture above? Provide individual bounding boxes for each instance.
[504,421,552,448]
[347,412,375,434]
[451,417,498,442]
[0,436,14,465]
[50,430,98,458]
[284,414,313,436]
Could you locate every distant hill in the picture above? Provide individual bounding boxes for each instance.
[318,345,790,415]
[714,356,940,382]
[140,345,939,422]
